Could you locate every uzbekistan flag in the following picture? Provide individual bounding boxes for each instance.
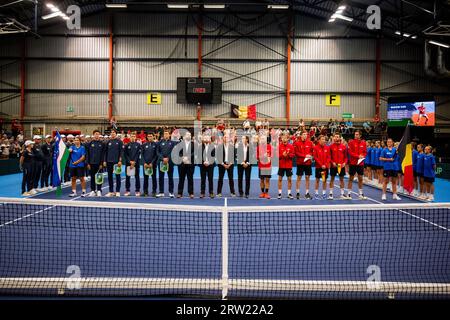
[52,131,70,196]
[231,104,257,120]
[397,124,414,194]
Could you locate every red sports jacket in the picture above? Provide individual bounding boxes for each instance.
[278,142,295,169]
[313,144,331,169]
[294,139,314,165]
[330,143,348,167]
[348,139,367,166]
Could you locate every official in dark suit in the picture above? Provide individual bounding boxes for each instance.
[237,135,252,198]
[176,131,195,198]
[199,135,215,198]
[216,135,236,197]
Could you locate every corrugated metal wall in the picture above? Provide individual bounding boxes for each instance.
[0,11,446,122]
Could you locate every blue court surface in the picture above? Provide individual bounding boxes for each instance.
[1,168,449,299]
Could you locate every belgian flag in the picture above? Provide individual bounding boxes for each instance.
[397,124,414,193]
[231,104,257,120]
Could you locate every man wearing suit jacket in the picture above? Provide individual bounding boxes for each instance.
[237,135,252,198]
[177,131,195,198]
[200,135,215,199]
[216,135,236,197]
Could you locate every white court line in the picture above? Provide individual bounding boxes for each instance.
[335,185,450,232]
[0,178,125,228]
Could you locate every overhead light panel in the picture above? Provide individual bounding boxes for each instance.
[167,4,190,9]
[395,31,417,39]
[42,11,61,20]
[429,40,450,49]
[329,5,352,23]
[105,4,127,8]
[331,14,353,22]
[203,4,226,9]
[267,5,290,10]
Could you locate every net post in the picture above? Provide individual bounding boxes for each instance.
[221,197,229,300]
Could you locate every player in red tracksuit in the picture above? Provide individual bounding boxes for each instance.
[257,134,272,199]
[347,130,367,200]
[313,135,331,200]
[277,132,295,199]
[293,131,314,200]
[416,103,429,125]
[329,132,348,200]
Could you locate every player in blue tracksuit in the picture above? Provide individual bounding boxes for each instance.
[372,141,382,185]
[68,136,87,197]
[422,146,436,201]
[365,141,373,181]
[142,132,158,197]
[380,138,401,201]
[103,129,123,197]
[86,130,105,196]
[416,144,425,198]
[157,129,177,198]
[124,132,141,196]
[412,142,419,195]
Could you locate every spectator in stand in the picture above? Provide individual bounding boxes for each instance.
[345,119,354,134]
[363,120,372,134]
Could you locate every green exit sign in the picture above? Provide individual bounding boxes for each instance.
[342,113,354,119]
[67,106,74,112]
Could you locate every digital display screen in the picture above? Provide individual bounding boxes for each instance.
[387,101,435,127]
[193,87,206,93]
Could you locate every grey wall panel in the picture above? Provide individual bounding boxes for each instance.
[39,13,108,35]
[381,39,421,61]
[436,96,450,119]
[115,61,196,90]
[291,95,375,119]
[294,39,375,60]
[202,38,285,60]
[381,63,448,93]
[26,93,107,117]
[0,94,20,117]
[114,92,285,118]
[292,63,375,91]
[0,39,20,57]
[0,60,20,87]
[27,37,108,58]
[203,62,285,91]
[115,37,196,58]
[114,93,194,118]
[114,13,196,35]
[295,15,369,37]
[27,61,108,90]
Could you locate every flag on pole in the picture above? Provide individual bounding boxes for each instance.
[231,104,257,120]
[52,131,70,196]
[397,124,414,194]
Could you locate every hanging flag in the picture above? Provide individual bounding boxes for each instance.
[397,124,414,194]
[231,104,257,120]
[51,131,70,196]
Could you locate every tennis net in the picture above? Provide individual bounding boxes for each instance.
[0,197,449,299]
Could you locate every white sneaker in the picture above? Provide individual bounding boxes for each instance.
[156,193,164,198]
[97,191,102,197]
[340,194,347,200]
[359,194,367,200]
[346,194,353,200]
[88,191,96,197]
[30,189,37,195]
[381,194,386,201]
[105,192,115,197]
[115,192,121,197]
[135,192,141,197]
[69,192,77,197]
[393,194,401,201]
[169,193,175,198]
[328,194,334,200]
[22,192,31,196]
[427,196,434,202]
[124,192,130,197]
[81,192,87,197]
